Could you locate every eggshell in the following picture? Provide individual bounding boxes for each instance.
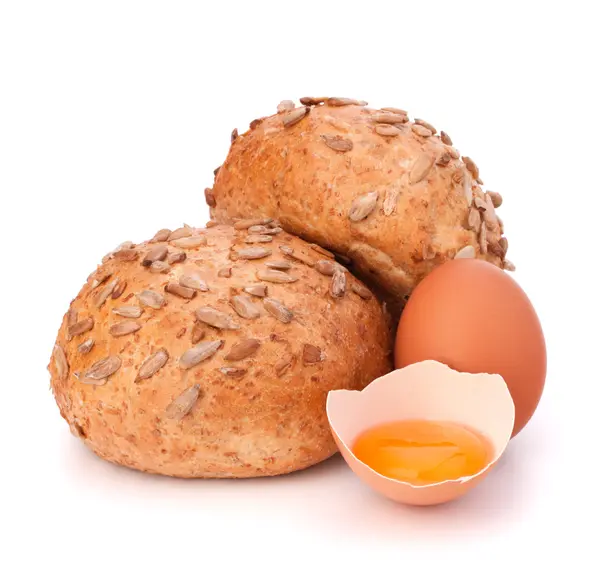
[326,360,515,506]
[394,258,546,437]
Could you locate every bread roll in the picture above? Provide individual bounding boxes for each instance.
[209,98,512,315]
[48,223,392,478]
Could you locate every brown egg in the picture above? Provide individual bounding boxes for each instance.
[394,259,546,437]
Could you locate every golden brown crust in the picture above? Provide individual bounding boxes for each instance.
[210,98,511,315]
[48,223,392,478]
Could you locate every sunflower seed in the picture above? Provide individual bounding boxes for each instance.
[303,344,324,365]
[247,225,267,234]
[488,240,505,258]
[448,146,460,159]
[180,341,223,369]
[138,290,165,309]
[109,320,141,337]
[151,228,172,243]
[225,339,261,361]
[263,298,294,323]
[68,317,94,338]
[474,196,487,210]
[437,152,453,167]
[171,236,207,249]
[249,117,264,129]
[84,356,122,382]
[383,186,400,216]
[113,305,143,318]
[409,154,435,184]
[411,123,433,137]
[277,100,295,113]
[195,306,240,329]
[213,166,221,177]
[422,245,436,260]
[77,338,95,354]
[66,309,78,328]
[330,270,346,298]
[245,235,273,244]
[455,245,476,259]
[244,284,268,297]
[463,172,473,206]
[275,354,294,376]
[206,220,220,228]
[234,218,273,230]
[468,207,482,232]
[488,191,503,208]
[351,282,372,300]
[308,243,335,258]
[321,134,353,152]
[300,96,327,106]
[137,349,169,381]
[234,246,272,260]
[440,131,453,145]
[279,245,316,267]
[326,97,367,107]
[462,156,480,179]
[483,194,499,229]
[218,267,232,278]
[414,119,437,134]
[165,283,196,299]
[322,115,352,132]
[479,222,488,254]
[220,367,247,378]
[167,251,187,264]
[168,226,193,241]
[165,384,201,419]
[375,124,401,136]
[499,237,508,254]
[230,295,261,319]
[90,271,112,288]
[283,106,310,128]
[53,345,69,379]
[190,323,205,344]
[503,260,516,272]
[265,260,292,271]
[231,128,238,143]
[142,245,168,266]
[114,248,138,261]
[348,191,378,222]
[257,269,298,283]
[177,273,208,292]
[149,261,170,273]
[381,107,408,115]
[94,278,120,309]
[112,280,127,299]
[204,188,216,207]
[373,113,408,124]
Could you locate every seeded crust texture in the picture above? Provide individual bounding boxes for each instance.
[48,223,392,478]
[209,98,513,315]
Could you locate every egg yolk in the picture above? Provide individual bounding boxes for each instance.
[352,420,492,485]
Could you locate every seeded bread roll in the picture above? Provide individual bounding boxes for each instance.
[209,97,513,315]
[48,223,392,478]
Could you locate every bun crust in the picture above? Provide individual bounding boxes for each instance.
[209,99,512,314]
[49,223,392,478]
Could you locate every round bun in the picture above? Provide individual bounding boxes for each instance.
[49,223,392,478]
[209,98,513,315]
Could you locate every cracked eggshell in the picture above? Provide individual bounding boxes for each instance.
[326,360,515,506]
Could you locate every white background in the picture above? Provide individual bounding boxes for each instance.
[1,1,598,563]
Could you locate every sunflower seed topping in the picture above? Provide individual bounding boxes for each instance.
[326,97,367,107]
[138,290,165,309]
[479,222,488,254]
[231,128,238,142]
[499,237,508,254]
[113,305,143,318]
[137,349,169,381]
[68,317,94,338]
[180,341,223,369]
[321,134,353,152]
[448,146,460,159]
[275,354,294,376]
[283,106,310,128]
[114,248,138,261]
[411,123,433,137]
[112,280,127,299]
[109,320,142,337]
[414,119,437,134]
[77,339,95,355]
[375,124,401,136]
[150,261,170,273]
[373,112,408,124]
[220,367,247,378]
[142,245,168,266]
[168,225,193,241]
[191,323,205,344]
[488,191,503,208]
[348,191,378,221]
[179,273,209,292]
[53,345,69,379]
[171,236,207,249]
[303,344,325,365]
[245,234,273,244]
[244,284,268,297]
[315,259,337,276]
[300,96,327,106]
[94,278,120,309]
[462,156,480,179]
[455,245,476,259]
[234,246,272,260]
[230,295,261,319]
[308,243,335,259]
[277,100,295,113]
[204,188,216,207]
[440,131,453,145]
[468,207,482,232]
[351,282,372,300]
[151,229,172,243]
[256,269,298,284]
[409,154,435,184]
[224,339,261,361]
[383,186,400,216]
[195,306,240,329]
[330,270,347,298]
[503,260,516,272]
[218,266,232,278]
[165,283,197,299]
[84,356,122,382]
[263,298,294,323]
[165,384,201,419]
[381,107,408,115]
[234,218,274,230]
[167,251,186,264]
[265,260,292,270]
[279,245,316,267]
